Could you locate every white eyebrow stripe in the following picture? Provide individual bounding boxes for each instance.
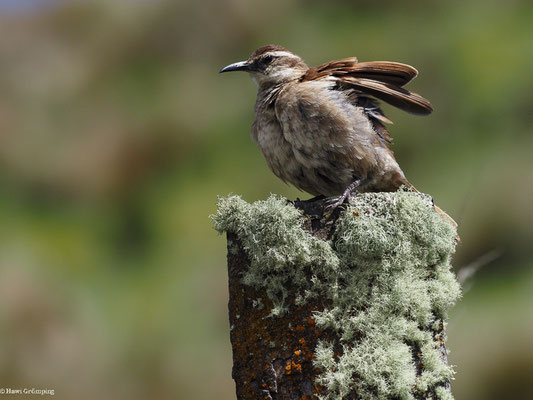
[267,51,301,59]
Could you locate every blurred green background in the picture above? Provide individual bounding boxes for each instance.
[0,0,531,399]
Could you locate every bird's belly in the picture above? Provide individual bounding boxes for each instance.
[257,132,406,197]
[255,121,302,185]
[254,121,359,196]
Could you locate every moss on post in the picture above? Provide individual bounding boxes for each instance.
[212,190,460,400]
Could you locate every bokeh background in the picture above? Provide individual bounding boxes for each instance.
[0,0,532,399]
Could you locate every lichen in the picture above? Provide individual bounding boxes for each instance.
[212,191,461,400]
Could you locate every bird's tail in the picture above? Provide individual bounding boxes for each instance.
[404,183,458,230]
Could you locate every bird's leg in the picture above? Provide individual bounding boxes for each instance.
[325,178,369,211]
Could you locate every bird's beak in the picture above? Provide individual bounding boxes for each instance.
[219,60,251,73]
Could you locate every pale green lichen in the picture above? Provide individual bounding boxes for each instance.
[212,194,339,315]
[212,191,461,400]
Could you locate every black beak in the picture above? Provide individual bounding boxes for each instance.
[219,60,251,73]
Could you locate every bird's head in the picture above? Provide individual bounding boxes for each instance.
[219,45,308,88]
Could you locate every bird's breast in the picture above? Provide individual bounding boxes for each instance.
[252,106,301,185]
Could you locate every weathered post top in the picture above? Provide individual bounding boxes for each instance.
[212,190,461,400]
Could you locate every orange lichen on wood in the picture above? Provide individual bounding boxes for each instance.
[292,361,302,372]
[226,234,330,399]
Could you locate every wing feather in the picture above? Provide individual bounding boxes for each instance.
[338,61,418,86]
[302,58,432,115]
[341,77,433,115]
[303,57,358,80]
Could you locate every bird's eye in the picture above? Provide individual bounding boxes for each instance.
[263,55,275,64]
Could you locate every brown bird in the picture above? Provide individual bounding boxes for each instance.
[220,45,455,226]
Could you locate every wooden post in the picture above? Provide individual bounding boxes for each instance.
[213,191,460,400]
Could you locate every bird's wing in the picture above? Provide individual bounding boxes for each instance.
[351,95,394,143]
[339,77,433,116]
[302,60,433,116]
[305,57,358,78]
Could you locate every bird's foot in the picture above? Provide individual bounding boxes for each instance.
[325,179,367,211]
[324,178,369,215]
[324,193,352,212]
[323,194,353,222]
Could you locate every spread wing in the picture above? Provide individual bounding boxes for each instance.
[301,59,433,116]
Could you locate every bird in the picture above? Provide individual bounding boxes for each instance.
[220,45,456,226]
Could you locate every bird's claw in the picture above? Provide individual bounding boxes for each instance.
[324,195,349,212]
[323,191,358,221]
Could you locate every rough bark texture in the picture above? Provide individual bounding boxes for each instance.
[227,199,344,399]
[215,194,459,400]
[228,232,326,399]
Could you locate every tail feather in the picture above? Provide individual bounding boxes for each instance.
[434,204,458,229]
